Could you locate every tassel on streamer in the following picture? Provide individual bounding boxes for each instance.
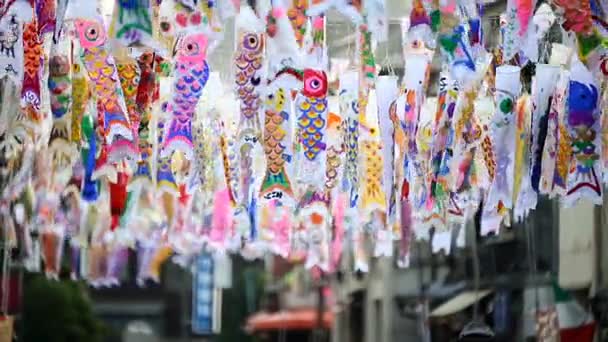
[330,193,346,272]
[397,180,413,268]
[209,189,232,252]
[109,172,129,231]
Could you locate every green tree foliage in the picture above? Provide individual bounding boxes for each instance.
[22,273,105,342]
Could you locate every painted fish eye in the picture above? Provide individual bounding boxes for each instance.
[85,24,100,41]
[183,41,199,55]
[160,21,171,32]
[243,34,259,50]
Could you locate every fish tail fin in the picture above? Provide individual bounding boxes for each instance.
[260,167,293,199]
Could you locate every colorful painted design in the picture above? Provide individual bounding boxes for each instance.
[110,0,154,47]
[324,112,344,192]
[540,71,569,195]
[361,133,386,215]
[287,0,307,46]
[48,50,72,125]
[48,41,75,168]
[75,18,137,167]
[36,0,55,35]
[430,72,458,202]
[260,86,294,201]
[117,61,141,134]
[80,115,99,202]
[22,20,42,112]
[156,118,178,195]
[553,0,593,34]
[376,76,399,220]
[486,66,520,210]
[71,62,90,144]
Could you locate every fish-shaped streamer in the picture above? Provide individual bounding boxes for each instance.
[22,19,43,116]
[489,67,522,195]
[297,69,329,187]
[564,59,602,206]
[74,18,137,171]
[48,39,77,169]
[234,6,265,209]
[339,71,359,208]
[360,122,386,218]
[161,32,210,164]
[260,86,295,201]
[376,76,398,219]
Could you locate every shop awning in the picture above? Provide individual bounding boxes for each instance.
[430,290,493,317]
[245,309,334,333]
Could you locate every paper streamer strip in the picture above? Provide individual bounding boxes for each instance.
[110,0,154,48]
[539,70,570,196]
[486,65,521,211]
[324,112,344,192]
[553,0,593,34]
[339,71,360,208]
[376,75,398,219]
[360,123,386,218]
[530,64,560,193]
[117,60,141,136]
[22,19,42,112]
[41,228,64,280]
[430,71,458,204]
[288,0,308,47]
[564,58,602,206]
[36,0,56,35]
[81,115,99,202]
[156,117,178,196]
[513,94,534,221]
[299,190,331,271]
[0,1,33,87]
[71,59,90,144]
